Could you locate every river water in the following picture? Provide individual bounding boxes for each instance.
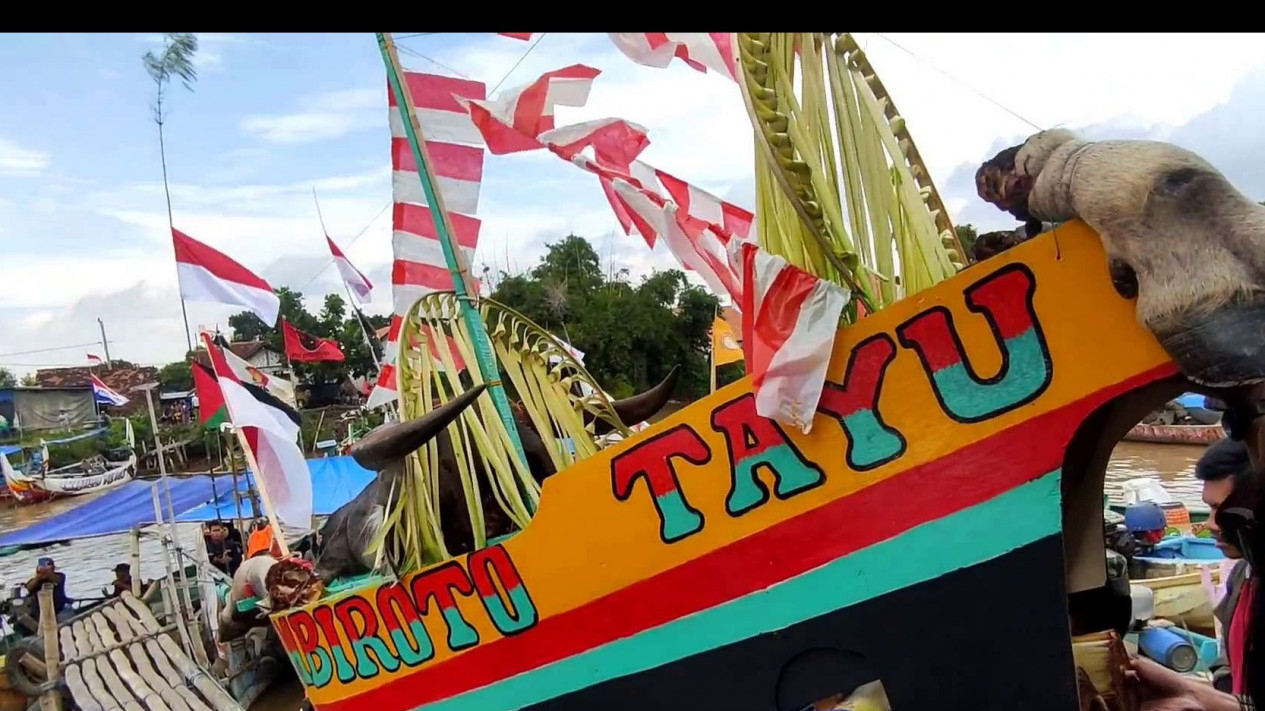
[0,440,1209,709]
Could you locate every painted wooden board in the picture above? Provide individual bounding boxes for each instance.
[272,221,1179,710]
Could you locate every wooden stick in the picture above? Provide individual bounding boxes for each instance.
[37,585,62,711]
[129,527,142,597]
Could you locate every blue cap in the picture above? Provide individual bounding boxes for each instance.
[37,557,53,567]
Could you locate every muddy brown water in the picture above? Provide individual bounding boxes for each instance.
[0,440,1210,709]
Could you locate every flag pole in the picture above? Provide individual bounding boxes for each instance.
[375,32,532,498]
[312,187,384,372]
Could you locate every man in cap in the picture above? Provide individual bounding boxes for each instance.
[25,557,72,622]
[108,563,133,598]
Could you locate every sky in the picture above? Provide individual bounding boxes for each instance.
[2,32,1265,375]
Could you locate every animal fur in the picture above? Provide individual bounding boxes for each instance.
[1007,129,1265,334]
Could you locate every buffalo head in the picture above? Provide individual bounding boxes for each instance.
[977,129,1265,391]
[313,385,487,582]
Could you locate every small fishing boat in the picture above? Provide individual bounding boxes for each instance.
[1123,422,1226,446]
[1131,536,1226,579]
[1109,477,1211,526]
[0,420,136,499]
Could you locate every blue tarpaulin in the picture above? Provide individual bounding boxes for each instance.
[176,456,375,522]
[0,456,375,549]
[0,476,232,547]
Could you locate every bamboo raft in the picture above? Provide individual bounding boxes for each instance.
[53,592,241,711]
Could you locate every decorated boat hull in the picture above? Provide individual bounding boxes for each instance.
[0,452,135,499]
[1122,422,1225,446]
[270,224,1189,710]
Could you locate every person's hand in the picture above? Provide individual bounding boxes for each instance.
[1129,657,1209,710]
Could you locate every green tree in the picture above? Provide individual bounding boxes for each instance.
[19,373,38,387]
[0,368,15,388]
[956,224,979,260]
[491,236,719,401]
[158,361,193,391]
[142,32,199,352]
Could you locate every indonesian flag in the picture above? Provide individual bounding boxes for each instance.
[201,332,312,540]
[730,239,848,434]
[173,228,280,325]
[465,64,602,155]
[282,320,346,363]
[90,375,129,407]
[86,353,104,366]
[326,235,373,302]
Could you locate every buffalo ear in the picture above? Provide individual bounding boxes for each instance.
[351,385,486,471]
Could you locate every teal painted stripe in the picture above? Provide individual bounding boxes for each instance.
[934,328,1047,421]
[422,469,1064,711]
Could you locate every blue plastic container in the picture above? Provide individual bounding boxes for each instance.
[1139,626,1199,672]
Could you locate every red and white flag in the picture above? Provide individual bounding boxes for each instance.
[465,64,602,155]
[173,228,280,325]
[371,69,489,409]
[201,331,312,540]
[497,32,535,41]
[608,33,738,81]
[86,353,104,366]
[326,235,373,302]
[730,239,848,434]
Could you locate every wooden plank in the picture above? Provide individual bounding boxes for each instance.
[37,586,62,711]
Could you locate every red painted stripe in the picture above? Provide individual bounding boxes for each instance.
[978,269,1038,341]
[172,228,272,292]
[391,139,484,182]
[392,259,452,290]
[388,72,485,112]
[320,362,1177,711]
[393,203,481,249]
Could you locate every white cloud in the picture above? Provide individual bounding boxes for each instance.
[240,88,383,144]
[0,137,49,175]
[8,33,1265,374]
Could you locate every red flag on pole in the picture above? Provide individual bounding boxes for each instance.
[282,320,346,363]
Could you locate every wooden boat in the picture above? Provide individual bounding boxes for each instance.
[269,220,1210,709]
[1134,571,1220,635]
[0,420,136,499]
[1122,422,1226,445]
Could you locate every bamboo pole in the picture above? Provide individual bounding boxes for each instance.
[37,585,62,711]
[129,528,141,597]
[375,32,533,509]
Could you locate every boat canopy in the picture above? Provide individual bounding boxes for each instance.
[0,455,375,548]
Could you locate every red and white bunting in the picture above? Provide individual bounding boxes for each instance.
[326,235,373,302]
[370,70,488,410]
[465,64,602,155]
[173,228,280,325]
[611,179,743,302]
[730,238,848,434]
[607,33,738,81]
[653,167,753,242]
[497,33,535,41]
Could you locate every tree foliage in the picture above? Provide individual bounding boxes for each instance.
[158,361,193,391]
[491,235,724,400]
[142,33,199,122]
[0,368,14,388]
[956,224,978,261]
[227,287,388,383]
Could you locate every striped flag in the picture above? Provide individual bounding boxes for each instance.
[173,228,280,325]
[201,332,312,540]
[86,353,104,366]
[464,64,602,155]
[90,375,129,407]
[326,235,373,302]
[369,69,489,410]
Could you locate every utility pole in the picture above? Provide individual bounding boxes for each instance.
[97,317,112,368]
